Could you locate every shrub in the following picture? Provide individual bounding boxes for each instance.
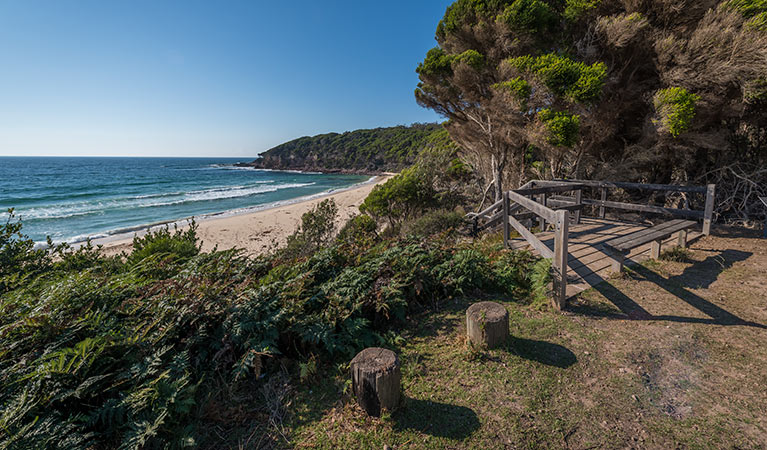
[406,210,466,237]
[498,0,557,32]
[538,109,581,147]
[653,87,701,137]
[337,214,379,248]
[359,166,436,227]
[126,221,201,267]
[507,53,608,103]
[283,199,339,258]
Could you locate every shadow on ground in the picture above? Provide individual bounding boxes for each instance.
[507,336,577,368]
[393,397,480,439]
[570,248,766,329]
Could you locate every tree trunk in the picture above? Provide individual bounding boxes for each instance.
[350,348,401,417]
[466,302,509,349]
[492,156,504,201]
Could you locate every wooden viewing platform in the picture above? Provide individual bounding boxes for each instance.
[507,217,704,298]
[468,179,716,309]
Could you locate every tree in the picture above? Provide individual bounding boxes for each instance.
[416,0,609,200]
[417,0,767,218]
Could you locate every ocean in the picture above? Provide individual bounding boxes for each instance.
[0,157,371,244]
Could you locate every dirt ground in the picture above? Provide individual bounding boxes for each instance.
[279,226,767,449]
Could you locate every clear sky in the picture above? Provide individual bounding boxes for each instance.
[0,0,452,157]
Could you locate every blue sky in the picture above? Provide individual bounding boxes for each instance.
[0,0,452,157]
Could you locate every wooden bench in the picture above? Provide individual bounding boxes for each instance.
[603,219,698,273]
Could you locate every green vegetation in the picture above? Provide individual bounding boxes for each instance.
[498,0,557,32]
[0,162,544,449]
[538,109,581,147]
[653,87,701,137]
[418,0,767,219]
[507,53,607,103]
[246,123,458,173]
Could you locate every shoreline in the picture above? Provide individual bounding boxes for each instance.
[93,174,391,256]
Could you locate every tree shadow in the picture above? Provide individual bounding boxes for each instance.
[506,336,578,368]
[393,397,480,440]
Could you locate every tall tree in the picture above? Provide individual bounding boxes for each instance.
[416,0,767,217]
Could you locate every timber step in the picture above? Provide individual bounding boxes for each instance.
[603,219,698,273]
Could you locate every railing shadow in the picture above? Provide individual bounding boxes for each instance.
[569,249,766,329]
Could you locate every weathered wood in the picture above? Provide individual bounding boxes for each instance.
[703,184,715,236]
[608,220,695,248]
[466,302,509,349]
[514,183,587,196]
[605,248,625,273]
[605,220,697,253]
[574,188,583,224]
[552,210,569,310]
[507,214,554,259]
[350,348,401,417]
[650,239,662,259]
[606,219,692,247]
[555,179,708,194]
[503,192,510,248]
[599,187,607,218]
[507,190,558,223]
[580,198,705,219]
[538,194,547,230]
[678,229,688,247]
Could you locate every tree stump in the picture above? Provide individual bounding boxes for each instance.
[350,348,401,417]
[466,301,509,349]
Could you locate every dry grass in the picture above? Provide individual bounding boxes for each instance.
[287,228,767,449]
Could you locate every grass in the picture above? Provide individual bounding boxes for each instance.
[287,233,767,449]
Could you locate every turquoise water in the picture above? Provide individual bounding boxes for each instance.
[0,157,370,244]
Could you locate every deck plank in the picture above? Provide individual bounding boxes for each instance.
[503,218,700,298]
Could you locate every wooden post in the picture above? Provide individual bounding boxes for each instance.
[538,194,547,230]
[703,184,715,236]
[552,210,569,310]
[350,348,401,417]
[599,186,607,219]
[503,192,510,248]
[574,188,583,224]
[466,302,509,349]
[651,239,662,259]
[607,250,625,273]
[678,229,688,248]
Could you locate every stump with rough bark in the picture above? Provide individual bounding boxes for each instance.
[466,301,509,349]
[350,347,401,417]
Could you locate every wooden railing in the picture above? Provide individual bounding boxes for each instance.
[468,179,716,310]
[552,179,716,235]
[469,181,585,310]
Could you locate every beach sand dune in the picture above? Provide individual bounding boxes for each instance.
[97,175,390,256]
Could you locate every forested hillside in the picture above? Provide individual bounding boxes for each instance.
[241,123,457,173]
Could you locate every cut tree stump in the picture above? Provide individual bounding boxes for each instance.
[350,348,401,417]
[466,301,509,349]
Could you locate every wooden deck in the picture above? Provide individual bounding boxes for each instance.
[508,217,704,298]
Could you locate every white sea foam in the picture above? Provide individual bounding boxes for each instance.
[15,182,316,221]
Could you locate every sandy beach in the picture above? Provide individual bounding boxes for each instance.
[96,175,391,256]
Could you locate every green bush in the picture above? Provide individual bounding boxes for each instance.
[653,87,701,137]
[406,210,466,237]
[498,0,557,32]
[539,109,581,147]
[507,53,607,103]
[360,166,436,227]
[283,199,339,259]
[337,214,379,249]
[126,221,201,267]
[0,209,51,292]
